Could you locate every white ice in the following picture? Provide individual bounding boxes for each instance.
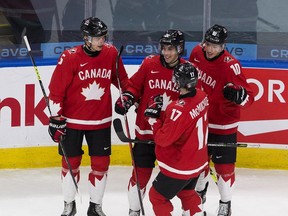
[0,166,287,216]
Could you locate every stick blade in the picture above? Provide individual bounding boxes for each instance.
[113,118,131,142]
[113,118,155,145]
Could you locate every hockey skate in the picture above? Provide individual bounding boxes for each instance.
[61,200,76,216]
[87,202,106,216]
[129,209,140,216]
[217,200,231,216]
[197,181,209,204]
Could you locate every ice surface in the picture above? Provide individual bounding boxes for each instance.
[0,166,287,216]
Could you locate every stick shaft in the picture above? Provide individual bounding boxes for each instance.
[23,35,81,199]
[115,46,145,215]
[23,35,51,116]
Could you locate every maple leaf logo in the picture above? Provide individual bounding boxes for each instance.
[49,100,62,116]
[161,92,172,111]
[81,81,105,101]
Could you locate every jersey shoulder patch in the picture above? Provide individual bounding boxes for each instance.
[224,56,234,63]
[175,99,185,107]
[67,48,77,54]
[104,43,113,48]
[140,55,157,66]
[145,54,156,60]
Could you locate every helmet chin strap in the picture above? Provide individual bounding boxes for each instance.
[160,55,179,69]
[83,42,100,57]
[84,41,95,51]
[168,58,179,68]
[83,36,96,51]
[88,43,96,52]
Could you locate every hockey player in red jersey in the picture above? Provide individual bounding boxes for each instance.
[114,29,188,216]
[48,17,129,216]
[189,24,254,216]
[145,62,209,216]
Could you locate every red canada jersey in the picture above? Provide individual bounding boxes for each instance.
[49,44,128,130]
[127,55,187,141]
[189,44,254,135]
[151,90,209,180]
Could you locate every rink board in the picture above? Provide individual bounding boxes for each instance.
[1,145,288,170]
[0,66,288,170]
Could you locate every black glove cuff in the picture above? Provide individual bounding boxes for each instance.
[122,91,135,103]
[235,87,247,104]
[144,108,160,118]
[49,117,66,128]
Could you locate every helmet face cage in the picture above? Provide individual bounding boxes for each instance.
[159,30,185,55]
[80,17,108,39]
[204,24,228,44]
[172,63,198,90]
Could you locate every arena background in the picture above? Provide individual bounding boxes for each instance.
[0,0,287,170]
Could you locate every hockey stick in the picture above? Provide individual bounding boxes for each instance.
[23,35,81,199]
[23,35,51,116]
[209,167,218,184]
[208,143,247,148]
[59,136,82,202]
[114,117,219,189]
[113,121,283,148]
[208,142,288,149]
[114,118,154,144]
[115,46,145,215]
[114,120,250,147]
[114,122,288,149]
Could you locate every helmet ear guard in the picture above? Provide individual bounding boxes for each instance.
[84,35,93,43]
[176,45,183,55]
[173,62,198,91]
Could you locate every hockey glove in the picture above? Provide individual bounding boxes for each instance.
[48,117,66,142]
[223,82,247,104]
[115,91,135,115]
[144,94,163,118]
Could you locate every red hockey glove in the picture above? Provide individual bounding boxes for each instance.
[223,82,247,104]
[115,91,135,115]
[48,117,66,142]
[144,94,163,118]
